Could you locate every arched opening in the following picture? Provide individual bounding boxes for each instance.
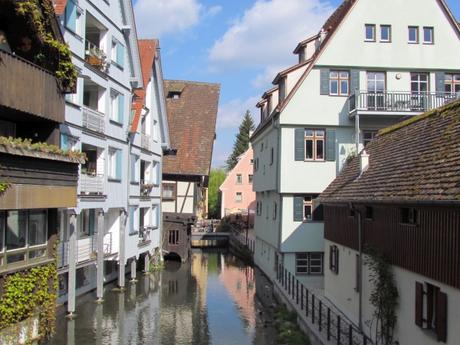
[164,252,182,262]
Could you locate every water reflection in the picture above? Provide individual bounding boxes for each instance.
[46,250,275,345]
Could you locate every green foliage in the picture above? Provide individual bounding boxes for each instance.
[0,263,58,340]
[208,169,226,219]
[365,248,399,345]
[273,306,310,345]
[0,182,10,195]
[15,0,77,90]
[226,111,255,171]
[216,217,232,233]
[149,253,165,272]
[0,136,86,162]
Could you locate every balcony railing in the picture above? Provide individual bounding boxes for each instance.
[140,179,154,197]
[349,91,457,114]
[80,174,104,195]
[85,40,108,72]
[139,226,152,246]
[82,106,105,133]
[141,134,151,150]
[57,235,97,268]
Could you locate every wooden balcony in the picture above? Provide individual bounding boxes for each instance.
[349,91,457,116]
[0,50,64,123]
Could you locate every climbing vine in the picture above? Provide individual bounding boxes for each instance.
[364,248,399,345]
[14,0,77,90]
[0,182,10,195]
[0,263,58,342]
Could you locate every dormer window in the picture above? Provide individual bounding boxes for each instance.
[167,91,181,99]
[279,77,287,103]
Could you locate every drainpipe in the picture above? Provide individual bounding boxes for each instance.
[350,202,363,331]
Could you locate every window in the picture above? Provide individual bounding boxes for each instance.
[168,230,179,245]
[111,39,125,67]
[329,71,349,96]
[401,208,418,225]
[110,91,125,124]
[248,174,253,184]
[60,134,78,151]
[65,0,82,36]
[235,192,243,203]
[379,25,391,42]
[365,24,376,41]
[152,161,160,185]
[162,183,176,200]
[303,196,313,221]
[167,91,181,99]
[79,209,95,238]
[128,207,137,235]
[108,148,122,181]
[365,206,373,220]
[423,27,434,44]
[304,129,325,161]
[250,159,254,165]
[329,245,339,274]
[408,26,419,43]
[270,147,274,165]
[254,158,259,172]
[411,73,429,93]
[260,143,264,152]
[257,201,262,216]
[152,205,160,228]
[363,130,377,147]
[367,72,386,109]
[415,282,447,342]
[130,154,139,183]
[236,174,242,184]
[295,252,324,275]
[0,119,16,138]
[273,202,277,220]
[445,74,460,95]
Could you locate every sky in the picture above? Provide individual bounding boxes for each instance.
[133,0,460,169]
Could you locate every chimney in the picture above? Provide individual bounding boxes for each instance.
[360,150,369,174]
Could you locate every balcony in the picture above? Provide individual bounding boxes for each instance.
[57,235,97,268]
[85,40,108,72]
[141,133,151,150]
[80,174,104,195]
[82,106,105,133]
[349,91,457,116]
[0,50,64,123]
[140,180,154,197]
[138,226,152,247]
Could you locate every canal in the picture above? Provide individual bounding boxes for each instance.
[46,250,276,345]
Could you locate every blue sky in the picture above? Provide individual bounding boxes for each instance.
[133,0,460,169]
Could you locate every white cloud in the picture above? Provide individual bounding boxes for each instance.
[209,0,333,78]
[251,65,287,89]
[206,5,223,17]
[134,0,203,37]
[217,96,260,129]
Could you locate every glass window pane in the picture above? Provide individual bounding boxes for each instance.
[409,27,418,42]
[424,28,433,42]
[6,211,27,250]
[305,140,313,159]
[7,253,25,264]
[316,140,324,159]
[28,210,47,246]
[381,26,390,41]
[304,205,312,220]
[305,129,314,137]
[454,75,460,82]
[445,84,452,93]
[339,71,349,79]
[315,130,325,137]
[445,74,453,81]
[330,80,338,94]
[365,25,374,40]
[455,85,460,93]
[340,80,349,95]
[329,71,338,79]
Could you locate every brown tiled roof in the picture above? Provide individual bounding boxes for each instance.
[130,40,157,133]
[163,80,220,178]
[320,100,460,204]
[53,0,67,15]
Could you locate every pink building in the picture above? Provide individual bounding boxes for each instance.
[219,148,256,219]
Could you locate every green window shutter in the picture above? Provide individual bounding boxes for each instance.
[294,128,305,161]
[116,150,122,180]
[117,44,125,67]
[61,134,68,150]
[435,72,445,92]
[350,70,360,94]
[118,94,125,123]
[320,69,330,95]
[326,129,336,162]
[89,209,95,236]
[65,1,77,32]
[293,197,303,222]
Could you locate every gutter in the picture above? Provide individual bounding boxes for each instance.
[320,199,460,206]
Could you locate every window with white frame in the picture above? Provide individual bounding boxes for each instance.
[303,196,313,221]
[162,183,176,200]
[79,209,95,238]
[329,71,349,96]
[365,24,376,41]
[408,26,419,43]
[130,154,139,183]
[380,25,391,42]
[295,252,324,275]
[235,192,243,203]
[248,174,253,184]
[64,0,82,36]
[445,74,460,95]
[363,130,377,147]
[236,174,242,184]
[111,39,125,68]
[152,161,160,185]
[423,27,434,44]
[108,147,122,181]
[129,207,137,235]
[304,129,325,161]
[152,205,159,228]
[110,90,125,124]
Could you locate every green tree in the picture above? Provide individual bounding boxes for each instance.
[226,111,255,171]
[208,169,226,219]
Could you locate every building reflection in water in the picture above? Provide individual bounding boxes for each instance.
[46,250,274,345]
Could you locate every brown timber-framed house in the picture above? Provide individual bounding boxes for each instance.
[0,0,80,340]
[162,80,220,262]
[319,100,460,344]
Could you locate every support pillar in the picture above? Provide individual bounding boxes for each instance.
[96,210,105,302]
[118,210,127,290]
[355,114,361,153]
[130,258,137,283]
[143,253,150,275]
[67,212,77,318]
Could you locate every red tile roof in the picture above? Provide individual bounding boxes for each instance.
[163,80,220,178]
[320,100,460,204]
[130,39,158,133]
[53,0,67,15]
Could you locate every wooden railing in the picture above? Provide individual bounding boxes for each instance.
[0,49,64,122]
[349,91,456,113]
[80,174,104,195]
[82,106,105,133]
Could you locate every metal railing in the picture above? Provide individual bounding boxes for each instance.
[82,106,105,133]
[57,235,97,268]
[276,265,372,345]
[232,230,256,254]
[349,91,456,113]
[80,174,104,195]
[141,134,151,150]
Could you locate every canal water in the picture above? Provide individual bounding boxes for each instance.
[46,250,276,345]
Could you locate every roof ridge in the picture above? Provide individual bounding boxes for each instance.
[165,79,221,87]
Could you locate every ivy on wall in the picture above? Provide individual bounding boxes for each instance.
[0,182,9,195]
[0,263,58,341]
